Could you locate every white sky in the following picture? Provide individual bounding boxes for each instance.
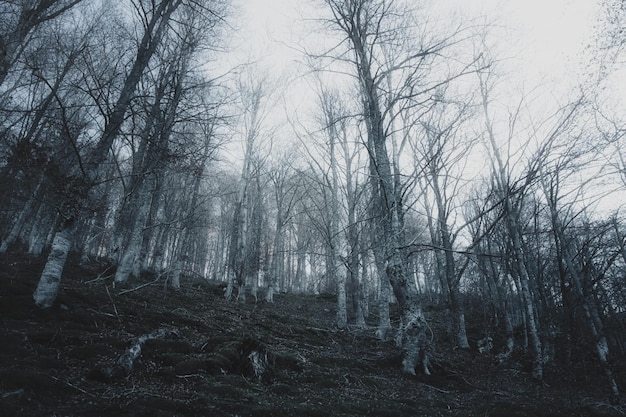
[233,0,601,82]
[224,0,614,130]
[224,0,606,143]
[221,0,622,159]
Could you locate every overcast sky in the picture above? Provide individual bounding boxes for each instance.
[231,0,600,84]
[221,0,606,141]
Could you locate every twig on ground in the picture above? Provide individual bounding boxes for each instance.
[86,307,117,318]
[84,264,116,284]
[117,276,162,296]
[176,374,205,379]
[420,382,452,394]
[1,389,24,399]
[50,376,97,397]
[105,285,121,323]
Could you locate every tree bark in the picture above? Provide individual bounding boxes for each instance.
[33,224,72,308]
[0,174,44,253]
[114,181,152,284]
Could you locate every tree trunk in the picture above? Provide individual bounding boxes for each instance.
[0,174,44,253]
[33,224,73,308]
[369,142,391,340]
[336,262,348,329]
[328,120,346,328]
[28,199,53,256]
[115,181,152,284]
[368,88,428,374]
[388,256,430,375]
[266,219,283,303]
[513,223,543,378]
[141,173,164,271]
[374,247,392,340]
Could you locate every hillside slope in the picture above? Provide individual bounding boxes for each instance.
[0,253,623,416]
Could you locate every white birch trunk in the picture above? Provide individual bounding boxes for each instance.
[79,219,94,264]
[170,259,183,289]
[33,226,72,308]
[329,121,347,328]
[265,225,282,303]
[504,305,515,356]
[336,267,348,329]
[115,184,151,284]
[375,259,392,340]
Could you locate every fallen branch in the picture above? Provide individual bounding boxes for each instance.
[105,285,121,323]
[50,376,97,397]
[88,328,178,381]
[117,272,166,295]
[1,389,24,399]
[84,264,115,284]
[117,276,161,295]
[420,382,451,394]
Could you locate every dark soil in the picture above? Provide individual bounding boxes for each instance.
[0,253,624,417]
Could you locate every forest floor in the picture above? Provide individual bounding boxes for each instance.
[0,253,625,417]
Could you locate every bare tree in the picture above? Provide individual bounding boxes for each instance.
[32,0,232,308]
[409,93,476,349]
[226,70,274,302]
[265,155,301,302]
[530,103,621,400]
[314,86,369,328]
[0,0,85,88]
[478,71,545,379]
[315,0,454,374]
[113,0,223,285]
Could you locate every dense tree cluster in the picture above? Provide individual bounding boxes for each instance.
[0,0,625,402]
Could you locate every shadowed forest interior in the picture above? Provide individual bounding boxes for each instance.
[1,0,626,415]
